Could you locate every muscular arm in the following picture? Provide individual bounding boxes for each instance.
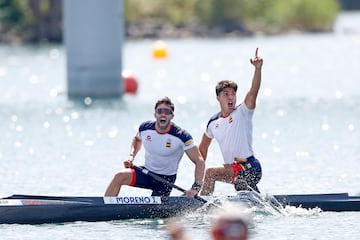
[185,146,205,185]
[124,134,142,168]
[244,48,263,110]
[199,133,212,160]
[129,134,142,157]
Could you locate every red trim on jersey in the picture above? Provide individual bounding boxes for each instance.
[155,123,173,134]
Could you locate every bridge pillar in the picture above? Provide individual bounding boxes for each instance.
[63,0,123,98]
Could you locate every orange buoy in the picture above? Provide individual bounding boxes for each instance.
[122,70,138,94]
[152,40,168,59]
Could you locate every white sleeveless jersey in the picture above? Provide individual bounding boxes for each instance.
[137,121,195,175]
[205,103,254,164]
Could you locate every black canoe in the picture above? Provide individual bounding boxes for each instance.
[1,192,359,224]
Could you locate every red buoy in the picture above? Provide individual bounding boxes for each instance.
[122,70,138,94]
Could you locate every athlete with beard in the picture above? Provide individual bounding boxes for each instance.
[105,97,205,197]
[199,48,263,195]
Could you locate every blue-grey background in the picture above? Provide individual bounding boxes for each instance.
[1,11,359,240]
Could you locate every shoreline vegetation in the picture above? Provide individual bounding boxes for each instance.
[0,0,341,44]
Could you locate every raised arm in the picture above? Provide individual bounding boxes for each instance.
[244,48,263,110]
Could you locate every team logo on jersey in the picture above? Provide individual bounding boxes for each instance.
[229,117,233,123]
[146,135,151,141]
[166,139,171,148]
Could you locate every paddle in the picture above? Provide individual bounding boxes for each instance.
[133,165,211,205]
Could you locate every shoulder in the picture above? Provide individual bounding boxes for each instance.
[236,103,253,112]
[139,121,155,131]
[168,123,193,143]
[233,103,254,120]
[207,112,221,127]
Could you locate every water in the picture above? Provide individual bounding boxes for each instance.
[1,12,360,239]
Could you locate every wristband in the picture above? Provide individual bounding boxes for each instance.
[191,182,202,192]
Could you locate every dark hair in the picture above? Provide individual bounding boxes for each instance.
[215,80,238,96]
[155,96,175,111]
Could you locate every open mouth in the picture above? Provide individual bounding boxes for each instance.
[159,117,167,124]
[228,102,234,108]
